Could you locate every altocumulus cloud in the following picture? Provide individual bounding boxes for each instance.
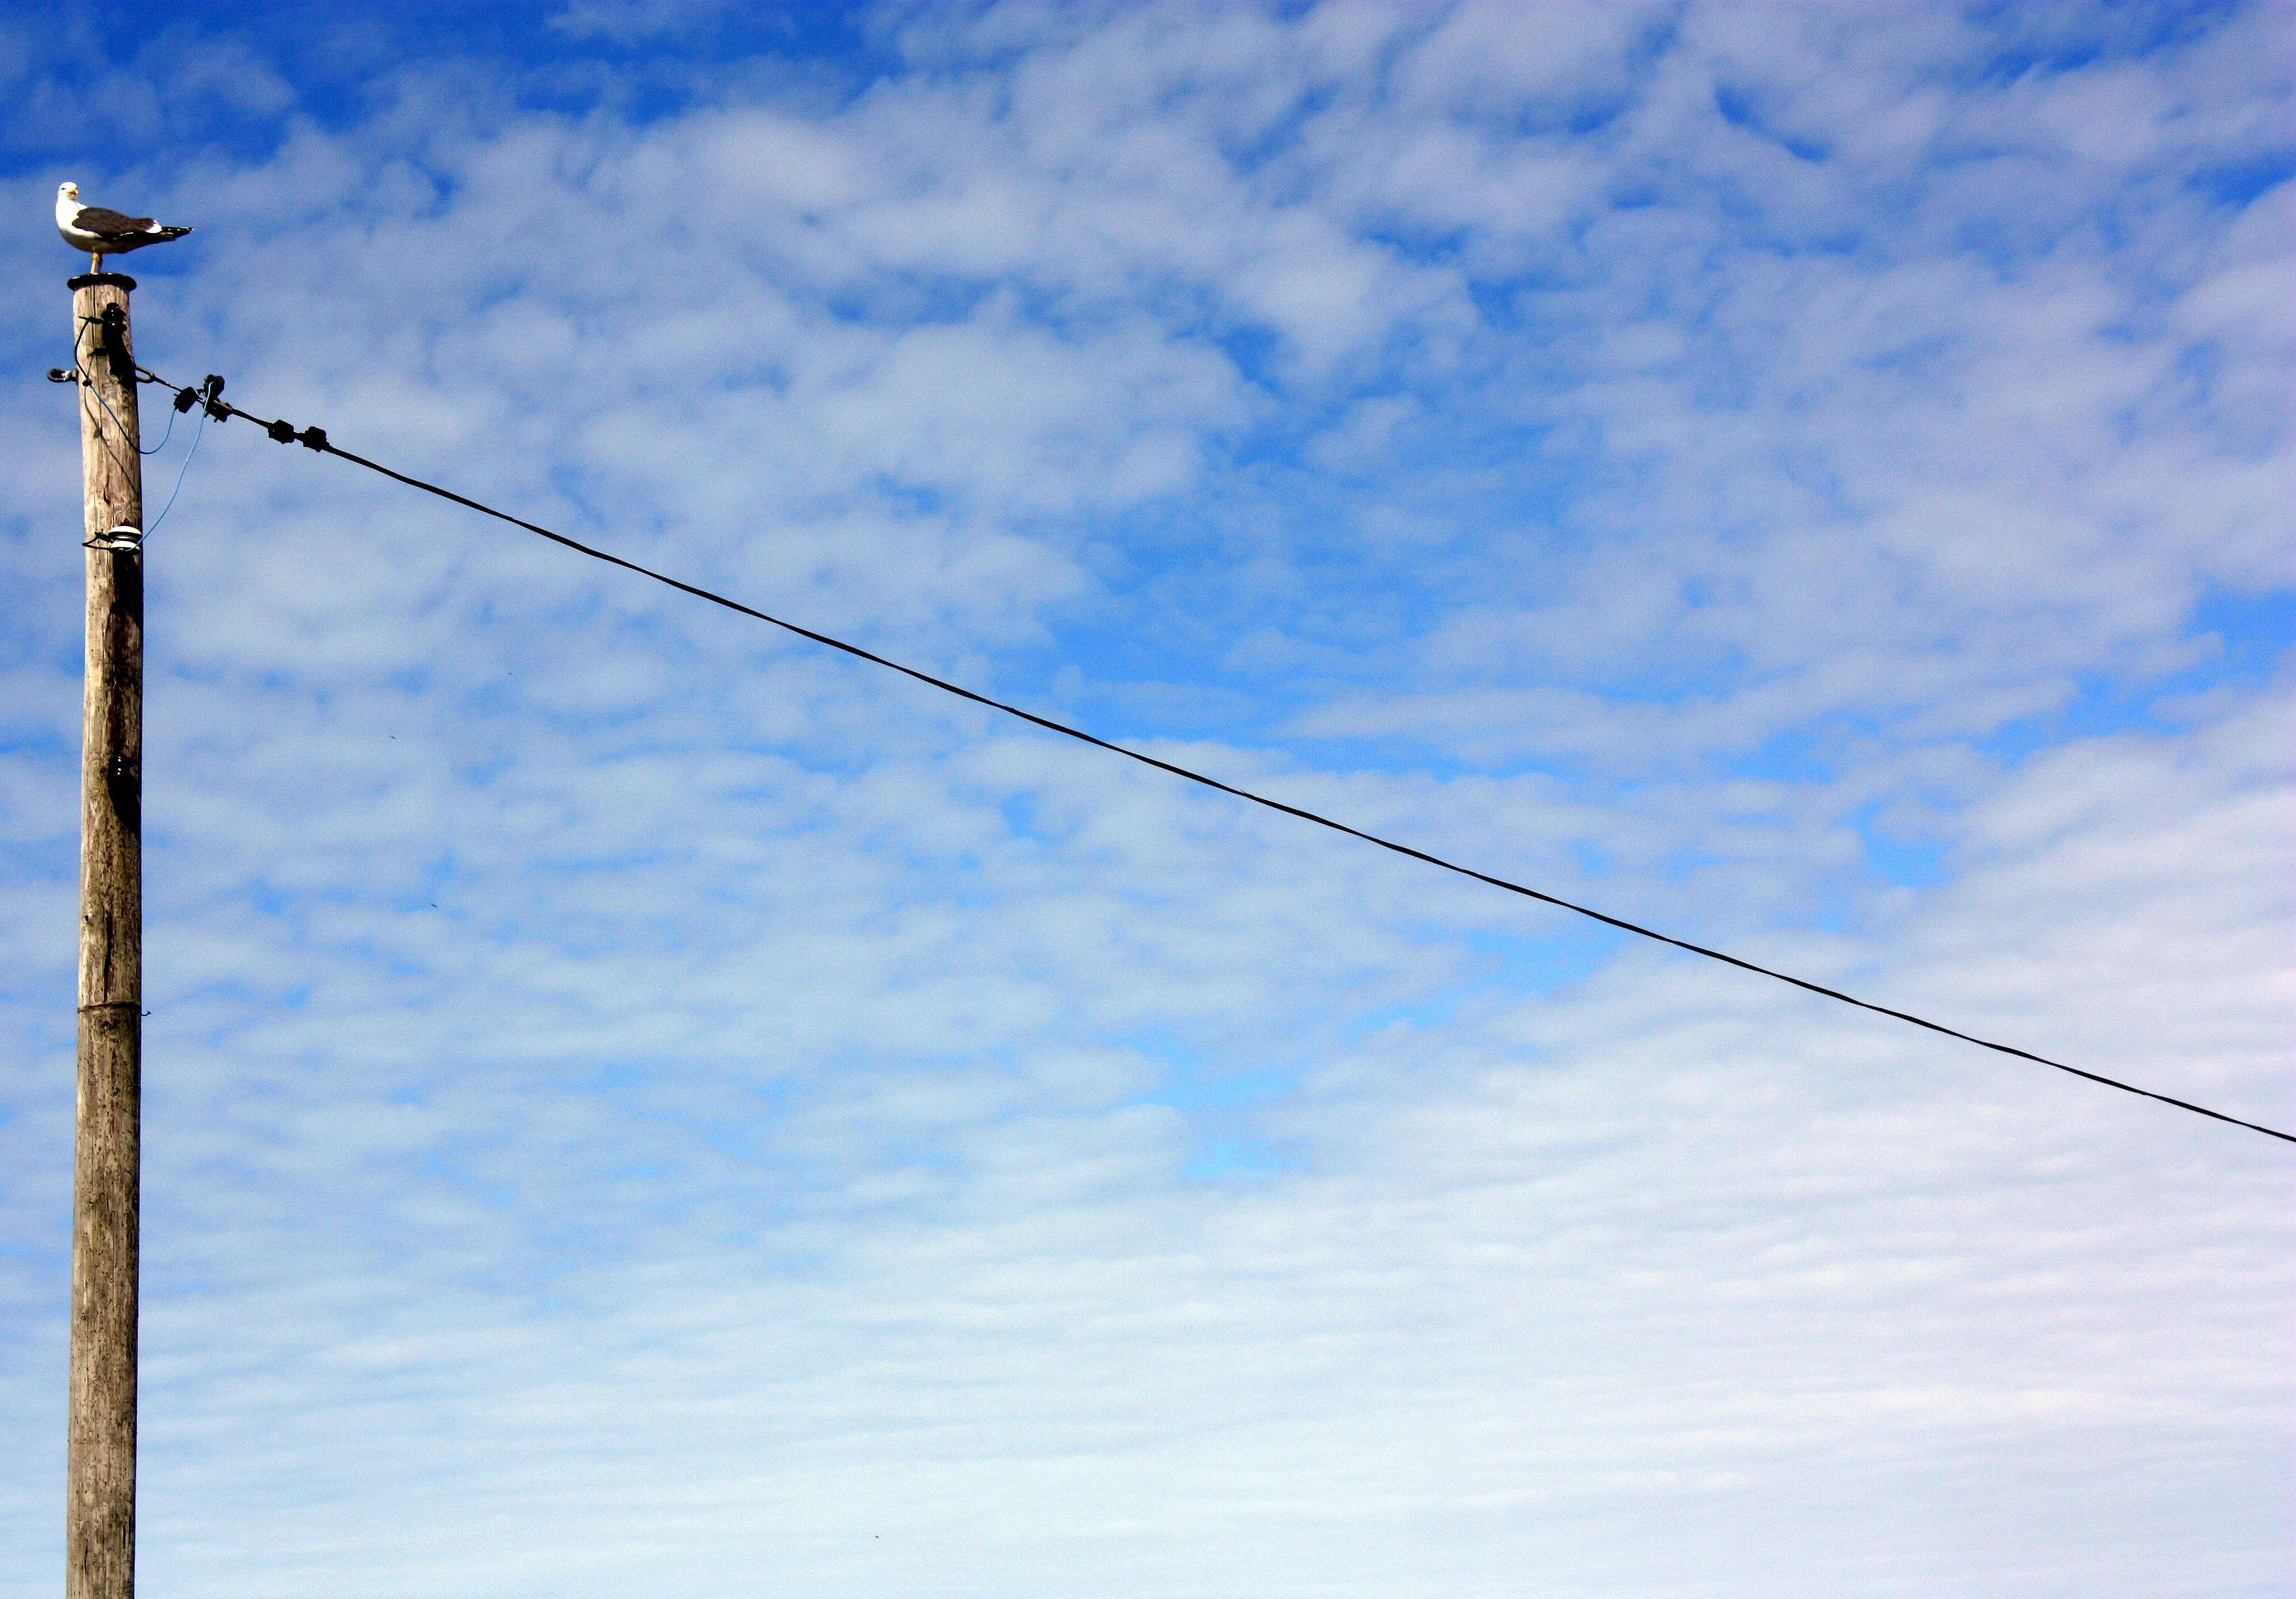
[0,3,2289,1596]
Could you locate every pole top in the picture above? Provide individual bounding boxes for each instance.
[67,272,137,291]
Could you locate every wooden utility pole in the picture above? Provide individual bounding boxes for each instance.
[66,269,144,1599]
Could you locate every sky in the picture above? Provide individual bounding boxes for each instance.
[1,2,2290,1595]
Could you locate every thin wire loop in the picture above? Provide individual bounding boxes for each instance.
[71,319,141,486]
[143,401,207,537]
[139,400,176,456]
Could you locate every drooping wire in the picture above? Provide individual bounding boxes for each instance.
[71,318,141,484]
[65,331,202,534]
[135,364,2296,1148]
[141,399,207,536]
[68,314,175,463]
[139,399,176,456]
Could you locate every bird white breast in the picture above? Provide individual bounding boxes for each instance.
[58,213,106,250]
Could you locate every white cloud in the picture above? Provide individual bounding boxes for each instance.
[0,2,2289,1594]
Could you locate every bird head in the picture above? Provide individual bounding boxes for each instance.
[59,182,77,197]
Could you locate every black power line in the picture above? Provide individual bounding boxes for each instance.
[141,365,2294,1148]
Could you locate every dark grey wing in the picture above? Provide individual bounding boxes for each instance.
[75,206,155,235]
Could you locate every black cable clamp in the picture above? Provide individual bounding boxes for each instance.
[256,415,329,450]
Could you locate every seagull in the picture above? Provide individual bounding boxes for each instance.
[56,182,192,274]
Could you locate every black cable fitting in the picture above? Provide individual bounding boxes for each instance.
[200,374,227,419]
[173,386,199,413]
[298,426,328,451]
[267,419,296,443]
[48,367,77,384]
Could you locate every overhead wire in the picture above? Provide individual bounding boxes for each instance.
[71,317,142,484]
[141,399,207,536]
[140,398,177,456]
[61,330,205,538]
[134,364,2296,1148]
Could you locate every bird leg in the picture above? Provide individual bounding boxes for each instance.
[91,252,103,274]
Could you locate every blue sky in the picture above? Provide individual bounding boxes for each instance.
[2,3,2290,1595]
